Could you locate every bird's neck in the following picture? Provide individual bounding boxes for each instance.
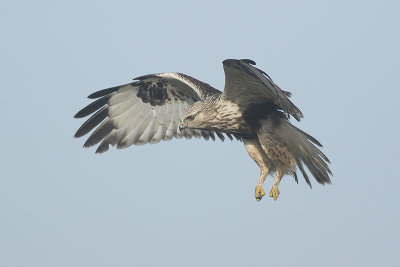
[201,99,249,134]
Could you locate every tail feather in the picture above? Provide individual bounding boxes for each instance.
[281,120,332,187]
[295,158,312,187]
[292,125,322,147]
[293,170,299,184]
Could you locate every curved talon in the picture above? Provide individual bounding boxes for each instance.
[269,186,280,200]
[255,185,265,202]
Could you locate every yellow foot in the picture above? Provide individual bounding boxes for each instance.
[269,186,280,201]
[255,185,265,202]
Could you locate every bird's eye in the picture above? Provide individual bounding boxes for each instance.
[187,115,195,121]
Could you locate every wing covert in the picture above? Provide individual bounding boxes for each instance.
[221,59,303,121]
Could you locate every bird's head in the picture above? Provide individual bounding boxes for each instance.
[179,98,217,132]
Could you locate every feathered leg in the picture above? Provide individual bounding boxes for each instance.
[243,138,273,202]
[255,115,332,200]
[257,119,297,201]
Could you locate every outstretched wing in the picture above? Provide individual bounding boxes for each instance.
[74,72,223,153]
[221,59,303,121]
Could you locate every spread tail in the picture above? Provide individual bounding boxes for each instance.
[280,120,332,187]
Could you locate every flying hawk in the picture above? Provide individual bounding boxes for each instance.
[74,59,332,201]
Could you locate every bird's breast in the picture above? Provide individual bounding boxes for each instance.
[213,101,254,135]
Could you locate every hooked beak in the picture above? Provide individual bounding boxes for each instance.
[179,120,187,133]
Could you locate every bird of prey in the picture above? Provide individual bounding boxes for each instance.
[74,59,332,201]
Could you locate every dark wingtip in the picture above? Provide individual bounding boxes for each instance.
[74,106,108,138]
[74,107,96,119]
[133,74,160,81]
[222,59,234,65]
[222,58,256,66]
[87,85,121,99]
[74,95,111,119]
[74,107,90,119]
[240,59,256,65]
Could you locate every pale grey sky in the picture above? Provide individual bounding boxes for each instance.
[1,0,399,266]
